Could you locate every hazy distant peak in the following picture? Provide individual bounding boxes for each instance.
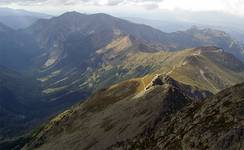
[59,11,85,17]
[0,7,51,29]
[0,22,12,32]
[90,13,116,18]
[0,7,50,17]
[187,25,227,35]
[59,12,115,19]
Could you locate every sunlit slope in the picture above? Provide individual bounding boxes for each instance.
[85,46,244,94]
[164,47,244,93]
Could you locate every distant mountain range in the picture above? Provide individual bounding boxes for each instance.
[0,22,41,71]
[125,10,244,44]
[0,7,51,29]
[0,11,244,149]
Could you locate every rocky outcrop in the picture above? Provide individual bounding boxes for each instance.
[145,75,179,90]
[146,74,212,101]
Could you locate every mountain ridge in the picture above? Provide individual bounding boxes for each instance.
[20,76,244,150]
[20,75,211,150]
[0,7,51,29]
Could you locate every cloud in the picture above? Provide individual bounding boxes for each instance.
[1,0,244,16]
[0,0,48,5]
[0,0,165,11]
[159,0,244,16]
[0,0,163,6]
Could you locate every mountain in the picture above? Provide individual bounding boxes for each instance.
[124,17,193,33]
[158,47,244,93]
[0,11,243,150]
[0,8,49,18]
[111,82,244,150]
[0,7,51,29]
[21,12,174,106]
[2,43,243,147]
[20,12,244,105]
[20,75,212,150]
[25,12,244,61]
[124,10,244,44]
[86,46,244,94]
[1,12,244,145]
[168,26,244,60]
[26,12,167,47]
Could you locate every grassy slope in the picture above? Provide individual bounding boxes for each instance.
[85,47,244,95]
[121,47,244,93]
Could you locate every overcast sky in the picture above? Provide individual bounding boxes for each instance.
[1,0,244,18]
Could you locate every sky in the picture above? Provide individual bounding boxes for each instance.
[1,0,244,17]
